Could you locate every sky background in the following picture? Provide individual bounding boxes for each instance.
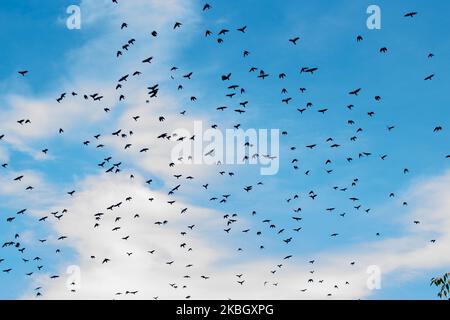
[0,0,449,300]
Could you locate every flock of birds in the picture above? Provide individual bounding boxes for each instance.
[1,1,448,299]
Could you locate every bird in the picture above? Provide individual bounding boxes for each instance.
[289,37,300,45]
[404,12,418,18]
[142,57,153,63]
[221,73,231,81]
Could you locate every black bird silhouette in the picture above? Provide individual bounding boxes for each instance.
[237,26,247,33]
[404,12,418,18]
[289,37,300,45]
[349,88,361,96]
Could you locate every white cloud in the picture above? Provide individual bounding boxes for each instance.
[21,171,367,299]
[0,169,59,209]
[20,170,450,299]
[0,0,220,184]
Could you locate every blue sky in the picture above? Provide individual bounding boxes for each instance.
[0,0,449,299]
